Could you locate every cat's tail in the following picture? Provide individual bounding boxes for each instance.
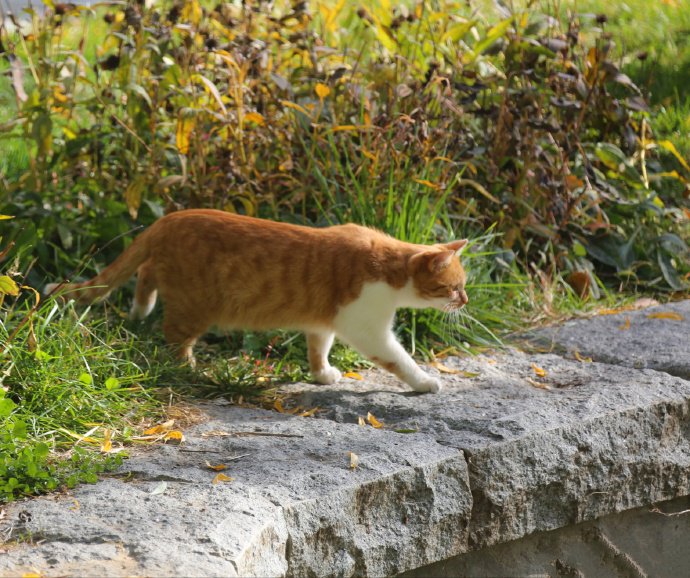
[44,229,152,304]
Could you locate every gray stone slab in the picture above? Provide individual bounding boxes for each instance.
[403,495,690,578]
[0,405,470,578]
[4,330,690,576]
[284,350,690,548]
[523,299,690,378]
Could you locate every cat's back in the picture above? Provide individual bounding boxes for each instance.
[150,209,382,253]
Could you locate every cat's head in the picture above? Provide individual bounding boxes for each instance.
[407,240,469,311]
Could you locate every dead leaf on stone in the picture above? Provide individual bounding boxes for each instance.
[597,308,623,316]
[344,371,363,380]
[144,419,175,435]
[531,363,547,377]
[646,311,684,321]
[574,350,592,363]
[21,573,42,578]
[299,407,319,417]
[430,360,461,374]
[526,377,552,390]
[366,412,384,428]
[163,430,185,443]
[206,462,227,471]
[273,399,286,413]
[358,416,366,426]
[348,451,359,469]
[212,473,233,484]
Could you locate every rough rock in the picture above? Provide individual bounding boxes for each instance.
[284,350,690,548]
[402,495,690,578]
[523,300,690,377]
[0,405,470,578]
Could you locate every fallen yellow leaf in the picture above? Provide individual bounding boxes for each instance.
[100,429,113,453]
[344,371,363,380]
[163,430,185,443]
[598,308,623,316]
[366,412,384,429]
[358,416,366,426]
[619,317,631,330]
[348,451,359,469]
[299,407,319,417]
[274,399,285,413]
[144,419,175,435]
[574,350,592,363]
[212,473,233,484]
[531,363,547,378]
[526,377,552,390]
[646,311,684,321]
[430,360,461,374]
[206,462,227,471]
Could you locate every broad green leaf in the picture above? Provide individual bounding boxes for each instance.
[0,396,17,417]
[128,83,153,109]
[105,377,120,390]
[657,251,684,291]
[595,143,628,171]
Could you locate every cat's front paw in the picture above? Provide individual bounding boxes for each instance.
[409,374,443,394]
[312,366,342,385]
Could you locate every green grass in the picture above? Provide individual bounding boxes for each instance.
[0,293,163,501]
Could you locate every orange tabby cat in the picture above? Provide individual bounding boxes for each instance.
[46,210,469,393]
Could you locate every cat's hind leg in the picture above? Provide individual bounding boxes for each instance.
[162,308,210,368]
[306,331,342,385]
[130,259,158,320]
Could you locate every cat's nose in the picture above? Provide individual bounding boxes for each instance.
[459,290,468,305]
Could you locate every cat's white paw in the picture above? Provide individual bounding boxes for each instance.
[409,374,443,394]
[313,366,342,385]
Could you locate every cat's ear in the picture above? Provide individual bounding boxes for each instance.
[443,239,468,255]
[428,250,455,272]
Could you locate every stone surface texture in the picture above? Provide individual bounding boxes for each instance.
[525,299,690,377]
[3,301,690,576]
[0,406,470,578]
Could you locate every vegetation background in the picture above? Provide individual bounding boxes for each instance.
[1,0,689,501]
